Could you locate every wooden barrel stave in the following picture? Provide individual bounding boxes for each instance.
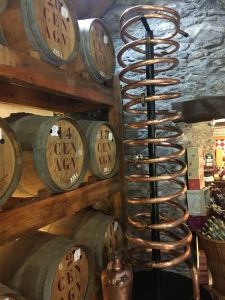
[78,120,119,179]
[0,0,80,66]
[0,282,26,300]
[10,115,87,197]
[0,118,22,206]
[0,231,91,300]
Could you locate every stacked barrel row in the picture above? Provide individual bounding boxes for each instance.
[0,209,124,300]
[0,116,119,207]
[0,0,115,83]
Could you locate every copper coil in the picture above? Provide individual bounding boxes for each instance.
[128,179,187,205]
[118,3,193,277]
[120,5,183,43]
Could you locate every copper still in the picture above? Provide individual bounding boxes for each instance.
[117,5,200,300]
[101,254,133,300]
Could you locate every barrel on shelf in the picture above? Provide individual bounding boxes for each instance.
[42,210,124,273]
[0,231,91,300]
[0,283,26,299]
[0,0,80,66]
[69,18,115,83]
[10,115,87,197]
[0,118,22,206]
[78,120,119,179]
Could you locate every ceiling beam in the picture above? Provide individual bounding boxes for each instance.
[172,96,225,123]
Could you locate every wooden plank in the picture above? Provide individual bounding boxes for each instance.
[0,82,103,113]
[108,75,127,224]
[172,96,225,123]
[0,46,114,107]
[0,176,120,245]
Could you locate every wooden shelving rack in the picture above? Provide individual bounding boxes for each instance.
[0,45,124,245]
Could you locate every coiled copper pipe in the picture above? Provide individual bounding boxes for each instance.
[118,5,199,299]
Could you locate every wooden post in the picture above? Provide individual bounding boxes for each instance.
[108,75,127,226]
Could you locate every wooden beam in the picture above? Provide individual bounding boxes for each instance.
[172,96,225,123]
[108,75,127,225]
[0,177,120,245]
[0,46,114,107]
[0,82,104,113]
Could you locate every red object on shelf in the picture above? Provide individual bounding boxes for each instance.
[187,216,207,232]
[188,178,205,190]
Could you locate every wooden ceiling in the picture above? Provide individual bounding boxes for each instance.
[73,0,116,19]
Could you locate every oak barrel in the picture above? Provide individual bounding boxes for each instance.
[70,18,115,83]
[0,118,22,206]
[0,0,7,14]
[0,232,91,300]
[0,0,80,66]
[43,210,124,273]
[0,283,25,300]
[78,120,119,179]
[10,115,87,197]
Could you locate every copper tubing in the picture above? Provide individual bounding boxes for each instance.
[118,5,198,296]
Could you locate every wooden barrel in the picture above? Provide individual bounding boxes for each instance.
[0,0,7,14]
[10,115,87,197]
[42,210,124,273]
[0,231,91,300]
[69,18,115,83]
[78,120,119,179]
[0,0,80,66]
[0,118,22,206]
[0,283,26,299]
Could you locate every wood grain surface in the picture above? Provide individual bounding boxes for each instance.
[0,176,120,244]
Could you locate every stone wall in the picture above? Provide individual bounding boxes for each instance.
[103,0,222,158]
[105,0,225,101]
[180,121,215,155]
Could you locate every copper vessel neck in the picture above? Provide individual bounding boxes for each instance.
[112,257,123,271]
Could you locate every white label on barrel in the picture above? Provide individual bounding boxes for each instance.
[0,128,2,140]
[99,70,106,78]
[74,248,81,261]
[61,6,69,19]
[53,48,63,58]
[104,167,109,173]
[79,149,83,156]
[103,35,108,44]
[108,132,113,141]
[51,125,59,136]
[59,263,63,270]
[105,232,108,238]
[3,298,10,300]
[70,173,78,183]
[114,221,118,231]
